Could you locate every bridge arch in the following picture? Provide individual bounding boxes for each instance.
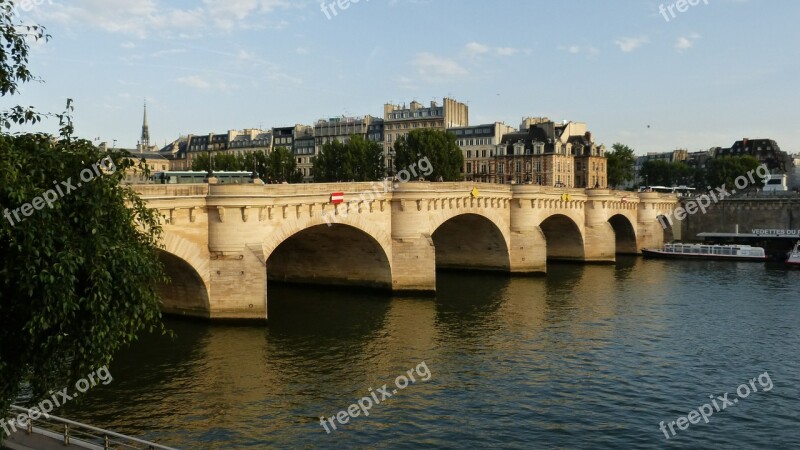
[539,214,585,261]
[264,216,393,290]
[608,214,638,254]
[431,213,511,271]
[158,233,211,318]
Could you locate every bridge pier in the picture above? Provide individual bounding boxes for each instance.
[209,250,267,321]
[390,235,437,293]
[509,198,548,273]
[583,190,618,263]
[583,223,617,263]
[390,197,437,292]
[508,229,548,274]
[637,192,673,250]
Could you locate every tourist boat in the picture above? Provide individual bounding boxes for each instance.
[642,243,767,262]
[787,241,800,266]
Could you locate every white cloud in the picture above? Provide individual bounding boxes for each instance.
[464,42,519,57]
[38,0,290,38]
[558,45,600,58]
[413,52,468,79]
[177,75,239,91]
[202,0,293,31]
[675,33,701,52]
[464,42,490,56]
[177,75,211,89]
[236,49,255,61]
[152,48,187,57]
[496,47,519,57]
[295,47,310,55]
[615,36,649,52]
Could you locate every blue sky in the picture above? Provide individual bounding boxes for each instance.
[9,0,799,154]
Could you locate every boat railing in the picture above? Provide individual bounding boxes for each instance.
[662,243,761,256]
[5,405,177,450]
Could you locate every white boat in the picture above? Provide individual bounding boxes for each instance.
[642,243,767,262]
[787,241,800,266]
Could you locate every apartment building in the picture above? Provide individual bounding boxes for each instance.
[495,119,606,188]
[383,98,469,172]
[448,122,515,182]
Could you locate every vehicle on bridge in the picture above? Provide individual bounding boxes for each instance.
[639,185,695,197]
[152,171,255,184]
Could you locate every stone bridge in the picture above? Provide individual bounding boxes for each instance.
[133,182,677,321]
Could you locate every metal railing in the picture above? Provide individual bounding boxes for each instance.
[6,405,178,450]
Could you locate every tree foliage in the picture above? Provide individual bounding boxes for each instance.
[640,160,694,187]
[1,2,166,429]
[191,150,269,181]
[606,143,636,188]
[267,147,303,183]
[393,129,464,181]
[0,1,48,96]
[191,149,302,183]
[0,115,167,423]
[312,134,384,182]
[704,155,763,190]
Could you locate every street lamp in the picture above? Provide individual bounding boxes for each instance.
[206,144,213,180]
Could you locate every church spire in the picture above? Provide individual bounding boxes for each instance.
[140,99,150,149]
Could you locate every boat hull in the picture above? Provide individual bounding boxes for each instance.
[642,249,767,262]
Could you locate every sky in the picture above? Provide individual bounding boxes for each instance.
[5,0,799,155]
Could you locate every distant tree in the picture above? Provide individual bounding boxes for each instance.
[191,150,269,182]
[238,151,270,181]
[393,129,464,181]
[640,160,694,187]
[606,143,636,188]
[704,156,763,190]
[267,147,302,183]
[313,135,384,182]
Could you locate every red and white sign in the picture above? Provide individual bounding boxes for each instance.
[330,192,344,204]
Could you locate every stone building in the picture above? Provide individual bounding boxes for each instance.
[718,138,793,173]
[383,98,469,172]
[448,122,515,182]
[494,119,606,188]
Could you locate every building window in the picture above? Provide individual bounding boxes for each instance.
[467,150,472,158]
[467,162,472,173]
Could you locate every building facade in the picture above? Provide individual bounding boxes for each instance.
[159,129,272,171]
[449,122,515,182]
[494,119,606,188]
[719,138,793,173]
[383,98,469,173]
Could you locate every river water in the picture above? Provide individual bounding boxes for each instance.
[56,258,800,449]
